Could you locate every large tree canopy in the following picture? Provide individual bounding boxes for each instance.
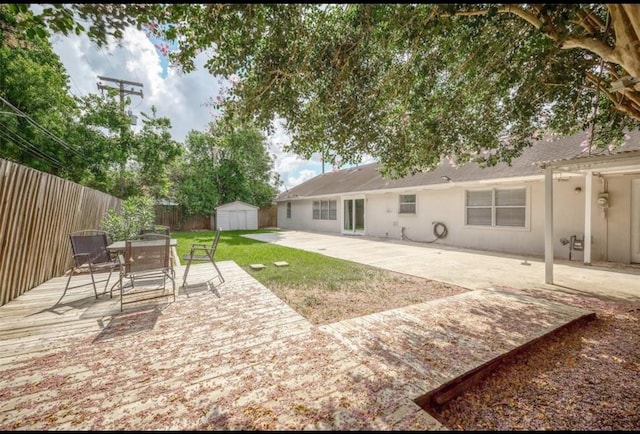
[173,121,280,216]
[15,3,640,177]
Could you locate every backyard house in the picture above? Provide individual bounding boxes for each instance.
[216,200,259,231]
[275,131,640,269]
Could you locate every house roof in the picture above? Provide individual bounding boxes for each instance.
[276,130,640,201]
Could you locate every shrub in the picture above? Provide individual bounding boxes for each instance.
[100,195,156,243]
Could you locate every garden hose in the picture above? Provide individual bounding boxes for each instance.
[401,221,448,244]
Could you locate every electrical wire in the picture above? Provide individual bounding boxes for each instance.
[0,96,84,159]
[0,122,65,170]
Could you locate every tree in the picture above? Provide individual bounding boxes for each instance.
[173,129,221,217]
[16,4,640,177]
[0,5,82,177]
[173,121,280,216]
[133,107,183,200]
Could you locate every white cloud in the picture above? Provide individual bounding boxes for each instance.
[50,28,220,142]
[50,28,373,192]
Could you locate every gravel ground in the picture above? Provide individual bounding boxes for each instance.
[270,270,640,430]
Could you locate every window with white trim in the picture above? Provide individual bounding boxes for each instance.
[466,188,526,227]
[312,200,337,220]
[286,201,291,219]
[399,194,416,214]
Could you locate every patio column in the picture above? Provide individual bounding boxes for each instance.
[545,166,554,284]
[584,170,593,265]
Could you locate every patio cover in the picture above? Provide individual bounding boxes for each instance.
[539,149,640,284]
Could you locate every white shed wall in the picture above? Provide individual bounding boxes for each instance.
[216,201,258,230]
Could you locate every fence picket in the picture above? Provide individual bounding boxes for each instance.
[0,159,122,306]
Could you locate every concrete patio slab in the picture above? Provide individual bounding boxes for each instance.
[244,230,640,302]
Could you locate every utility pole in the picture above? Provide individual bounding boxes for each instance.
[97,76,144,125]
[96,76,144,197]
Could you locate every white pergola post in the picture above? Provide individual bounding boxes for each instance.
[584,170,593,265]
[544,166,554,284]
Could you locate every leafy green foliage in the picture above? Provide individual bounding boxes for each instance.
[173,130,221,216]
[172,120,280,216]
[28,3,637,178]
[0,6,82,177]
[1,6,181,201]
[100,195,156,243]
[16,4,640,178]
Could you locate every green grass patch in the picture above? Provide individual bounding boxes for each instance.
[172,229,386,291]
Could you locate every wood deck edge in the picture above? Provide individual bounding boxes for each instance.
[414,311,597,410]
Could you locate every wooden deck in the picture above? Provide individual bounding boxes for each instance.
[0,261,593,430]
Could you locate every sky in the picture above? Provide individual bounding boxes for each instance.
[49,26,364,191]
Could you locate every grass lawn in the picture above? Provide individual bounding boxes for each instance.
[172,229,468,324]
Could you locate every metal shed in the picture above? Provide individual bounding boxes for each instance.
[215,200,259,231]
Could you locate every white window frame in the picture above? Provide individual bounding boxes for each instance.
[465,187,528,229]
[398,194,417,215]
[312,200,337,220]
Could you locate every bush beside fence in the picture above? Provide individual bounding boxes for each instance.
[0,159,121,306]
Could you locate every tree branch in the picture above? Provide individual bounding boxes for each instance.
[559,36,619,63]
[450,5,544,29]
[622,4,640,42]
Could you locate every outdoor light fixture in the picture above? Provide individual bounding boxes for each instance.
[441,176,451,182]
[574,186,582,194]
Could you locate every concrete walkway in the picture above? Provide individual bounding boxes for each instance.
[245,230,640,303]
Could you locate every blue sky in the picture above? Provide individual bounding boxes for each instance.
[50,27,369,191]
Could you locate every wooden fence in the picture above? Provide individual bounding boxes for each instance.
[0,159,121,307]
[154,205,212,231]
[155,204,278,231]
[258,205,278,228]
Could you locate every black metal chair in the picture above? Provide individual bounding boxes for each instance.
[117,234,176,311]
[181,227,224,288]
[59,230,119,304]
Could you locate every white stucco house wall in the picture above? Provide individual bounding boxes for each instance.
[215,200,259,231]
[275,131,640,268]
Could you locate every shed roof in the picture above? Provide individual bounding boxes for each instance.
[276,131,640,201]
[215,200,259,210]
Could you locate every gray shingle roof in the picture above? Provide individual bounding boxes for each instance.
[277,131,640,201]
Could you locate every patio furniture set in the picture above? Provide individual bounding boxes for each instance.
[59,226,224,311]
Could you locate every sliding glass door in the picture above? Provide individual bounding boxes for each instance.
[343,198,365,234]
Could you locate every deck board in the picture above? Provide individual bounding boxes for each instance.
[0,260,592,430]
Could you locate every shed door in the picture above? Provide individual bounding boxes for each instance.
[632,179,640,263]
[230,211,247,230]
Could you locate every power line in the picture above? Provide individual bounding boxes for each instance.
[0,121,65,170]
[0,95,85,158]
[97,75,144,107]
[97,75,144,126]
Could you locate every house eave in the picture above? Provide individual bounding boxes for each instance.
[275,174,546,202]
